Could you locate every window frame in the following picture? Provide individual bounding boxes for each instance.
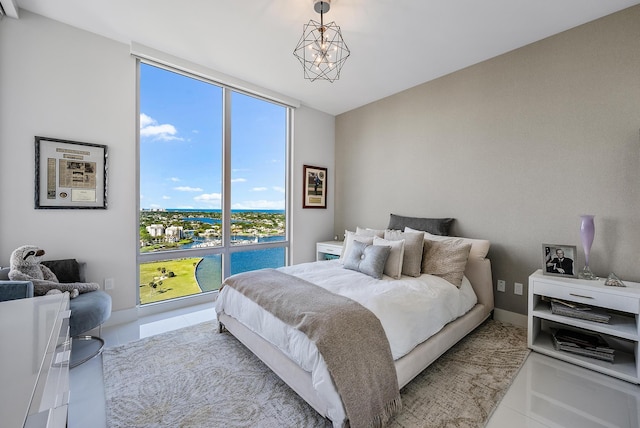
[136,59,292,306]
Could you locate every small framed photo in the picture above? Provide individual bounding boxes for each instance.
[35,136,108,209]
[303,164,327,209]
[542,244,577,278]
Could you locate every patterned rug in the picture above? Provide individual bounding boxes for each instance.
[103,319,529,428]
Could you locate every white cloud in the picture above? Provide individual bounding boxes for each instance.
[174,186,203,192]
[194,193,222,202]
[252,187,268,192]
[170,177,181,182]
[140,113,182,141]
[162,195,171,200]
[272,186,285,193]
[231,178,247,183]
[232,200,285,210]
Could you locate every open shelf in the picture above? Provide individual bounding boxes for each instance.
[528,270,640,385]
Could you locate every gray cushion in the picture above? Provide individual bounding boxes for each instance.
[422,238,472,288]
[340,231,375,263]
[384,229,425,277]
[69,290,112,336]
[388,213,454,236]
[343,240,390,280]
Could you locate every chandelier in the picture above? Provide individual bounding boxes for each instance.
[293,0,350,82]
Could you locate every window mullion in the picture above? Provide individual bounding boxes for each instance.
[221,87,232,279]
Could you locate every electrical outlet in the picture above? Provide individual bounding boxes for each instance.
[497,280,506,292]
[104,278,115,290]
[514,282,523,295]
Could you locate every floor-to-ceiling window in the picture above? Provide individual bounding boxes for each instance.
[138,62,289,305]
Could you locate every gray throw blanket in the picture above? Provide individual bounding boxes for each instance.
[222,268,401,428]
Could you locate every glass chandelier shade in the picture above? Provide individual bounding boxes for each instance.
[293,2,350,82]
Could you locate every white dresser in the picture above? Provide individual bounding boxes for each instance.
[528,269,640,384]
[0,293,71,428]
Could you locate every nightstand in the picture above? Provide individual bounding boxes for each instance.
[316,240,343,261]
[528,269,640,384]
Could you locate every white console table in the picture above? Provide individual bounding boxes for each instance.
[528,269,640,384]
[0,293,71,428]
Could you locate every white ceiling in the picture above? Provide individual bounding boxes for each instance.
[12,0,640,115]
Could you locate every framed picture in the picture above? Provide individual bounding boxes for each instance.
[303,164,327,208]
[542,244,577,278]
[35,136,108,209]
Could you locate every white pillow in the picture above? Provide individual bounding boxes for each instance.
[340,230,375,264]
[355,226,386,238]
[373,236,405,279]
[405,227,490,260]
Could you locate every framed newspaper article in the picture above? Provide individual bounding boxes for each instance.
[35,136,108,209]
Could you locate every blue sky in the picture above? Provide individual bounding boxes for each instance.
[139,63,286,210]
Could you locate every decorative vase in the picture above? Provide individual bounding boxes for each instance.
[578,214,597,280]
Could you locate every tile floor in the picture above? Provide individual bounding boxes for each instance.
[69,303,640,428]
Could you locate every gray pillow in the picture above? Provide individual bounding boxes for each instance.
[421,238,472,287]
[41,259,81,283]
[343,240,391,280]
[388,213,454,236]
[384,229,424,277]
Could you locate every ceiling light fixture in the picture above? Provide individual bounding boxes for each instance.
[293,0,350,82]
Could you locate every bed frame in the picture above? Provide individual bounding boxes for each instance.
[217,256,494,424]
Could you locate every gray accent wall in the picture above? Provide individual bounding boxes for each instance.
[335,6,640,314]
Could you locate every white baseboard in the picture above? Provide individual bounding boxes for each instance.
[103,292,216,329]
[494,308,527,328]
[103,307,138,328]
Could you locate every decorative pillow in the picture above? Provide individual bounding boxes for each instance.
[388,213,454,236]
[340,231,375,263]
[41,259,81,283]
[421,238,472,287]
[373,236,405,279]
[405,227,490,261]
[383,229,424,277]
[343,240,391,280]
[355,226,385,238]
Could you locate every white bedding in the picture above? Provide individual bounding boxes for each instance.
[215,259,478,425]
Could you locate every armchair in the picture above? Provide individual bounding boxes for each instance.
[1,260,112,367]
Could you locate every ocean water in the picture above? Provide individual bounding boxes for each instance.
[194,236,285,291]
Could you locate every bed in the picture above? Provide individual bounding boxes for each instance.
[215,218,494,427]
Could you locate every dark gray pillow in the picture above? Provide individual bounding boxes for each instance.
[343,240,391,280]
[41,259,81,283]
[388,213,454,236]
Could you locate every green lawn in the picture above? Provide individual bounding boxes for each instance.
[139,257,203,304]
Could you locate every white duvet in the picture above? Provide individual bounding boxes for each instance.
[215,259,478,426]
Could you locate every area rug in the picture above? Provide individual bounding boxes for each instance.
[103,319,529,428]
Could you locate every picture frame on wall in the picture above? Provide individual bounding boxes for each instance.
[542,244,577,278]
[303,164,327,209]
[35,136,108,209]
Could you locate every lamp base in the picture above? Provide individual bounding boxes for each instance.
[578,266,598,280]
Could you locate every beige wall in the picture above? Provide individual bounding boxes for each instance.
[335,6,640,314]
[0,11,335,315]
